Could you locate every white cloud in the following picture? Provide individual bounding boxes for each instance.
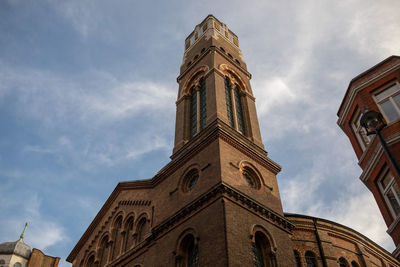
[0,194,67,251]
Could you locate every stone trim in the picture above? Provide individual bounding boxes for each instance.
[119,200,151,206]
[152,183,294,239]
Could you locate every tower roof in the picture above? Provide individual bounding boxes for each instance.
[0,238,31,259]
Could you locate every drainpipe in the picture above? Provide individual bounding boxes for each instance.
[313,218,328,267]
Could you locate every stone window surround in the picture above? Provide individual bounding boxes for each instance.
[373,81,400,124]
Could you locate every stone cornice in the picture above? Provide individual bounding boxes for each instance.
[152,183,294,239]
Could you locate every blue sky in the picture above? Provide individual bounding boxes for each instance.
[1,1,400,266]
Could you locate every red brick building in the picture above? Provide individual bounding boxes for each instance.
[338,56,400,260]
[67,15,400,267]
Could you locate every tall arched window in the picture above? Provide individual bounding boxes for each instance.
[339,257,349,267]
[86,255,95,267]
[351,261,359,267]
[98,235,110,267]
[305,251,316,267]
[252,231,276,267]
[0,259,5,267]
[124,216,135,251]
[225,77,245,134]
[112,216,123,259]
[176,234,198,267]
[136,217,148,244]
[189,78,206,138]
[294,250,302,267]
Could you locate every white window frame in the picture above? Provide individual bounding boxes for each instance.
[378,168,400,219]
[373,82,400,124]
[351,108,371,151]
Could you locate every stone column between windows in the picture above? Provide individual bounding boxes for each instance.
[196,85,201,133]
[230,85,238,131]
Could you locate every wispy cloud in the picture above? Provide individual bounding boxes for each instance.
[0,194,67,250]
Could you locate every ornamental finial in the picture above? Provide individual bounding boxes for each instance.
[20,222,28,240]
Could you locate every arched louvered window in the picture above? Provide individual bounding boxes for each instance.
[87,255,95,267]
[98,235,110,266]
[176,234,198,267]
[305,251,316,267]
[225,77,245,134]
[189,78,206,138]
[190,86,197,138]
[136,217,148,244]
[199,78,206,130]
[234,85,244,133]
[112,216,123,259]
[294,250,302,267]
[225,77,234,127]
[252,241,264,267]
[187,238,199,267]
[124,216,135,251]
[252,231,276,267]
[339,257,349,267]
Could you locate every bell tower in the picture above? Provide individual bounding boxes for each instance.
[171,15,296,266]
[173,15,264,155]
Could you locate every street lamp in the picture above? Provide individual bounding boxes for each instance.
[360,110,400,179]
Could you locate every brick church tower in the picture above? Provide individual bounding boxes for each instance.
[67,15,296,267]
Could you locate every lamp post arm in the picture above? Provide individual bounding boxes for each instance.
[376,130,400,180]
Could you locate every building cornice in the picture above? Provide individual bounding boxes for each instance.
[337,56,400,128]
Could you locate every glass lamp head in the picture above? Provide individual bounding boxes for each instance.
[360,110,385,133]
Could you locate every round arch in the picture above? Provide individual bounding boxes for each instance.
[181,66,209,96]
[249,224,277,252]
[219,64,248,92]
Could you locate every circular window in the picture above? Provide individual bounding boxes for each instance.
[241,166,261,190]
[182,169,199,193]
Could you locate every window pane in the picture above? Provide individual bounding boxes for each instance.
[375,85,399,102]
[381,172,392,189]
[305,251,315,267]
[200,79,206,130]
[380,99,399,122]
[252,242,264,267]
[339,258,348,267]
[234,86,245,134]
[294,251,301,267]
[392,93,400,109]
[188,244,198,267]
[386,187,400,216]
[225,78,234,127]
[190,87,197,138]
